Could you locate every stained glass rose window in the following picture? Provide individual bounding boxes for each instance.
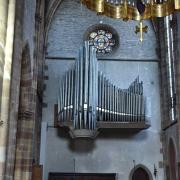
[89,29,115,54]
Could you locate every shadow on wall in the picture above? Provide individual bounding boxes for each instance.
[98,129,148,140]
[57,128,96,152]
[56,128,148,153]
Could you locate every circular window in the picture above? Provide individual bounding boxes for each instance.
[85,24,119,55]
[89,30,115,54]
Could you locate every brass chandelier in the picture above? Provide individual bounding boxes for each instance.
[82,0,180,21]
[82,0,180,41]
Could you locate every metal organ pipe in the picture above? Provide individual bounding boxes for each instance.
[57,42,146,135]
[164,15,176,121]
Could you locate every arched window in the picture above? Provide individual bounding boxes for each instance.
[169,138,177,180]
[132,167,150,180]
[88,29,115,54]
[130,165,152,180]
[84,24,119,55]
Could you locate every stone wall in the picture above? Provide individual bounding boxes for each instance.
[42,60,163,180]
[42,0,164,180]
[4,0,44,180]
[23,0,36,65]
[46,0,157,60]
[157,13,180,180]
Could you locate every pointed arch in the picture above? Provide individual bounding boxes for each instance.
[168,138,177,180]
[129,164,153,180]
[18,43,33,114]
[45,0,64,46]
[14,43,34,180]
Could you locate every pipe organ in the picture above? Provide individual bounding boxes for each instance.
[57,42,150,138]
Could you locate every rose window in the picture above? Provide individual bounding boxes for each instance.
[89,30,115,54]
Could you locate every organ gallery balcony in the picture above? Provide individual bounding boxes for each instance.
[56,42,150,138]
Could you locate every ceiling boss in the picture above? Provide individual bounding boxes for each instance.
[82,0,180,41]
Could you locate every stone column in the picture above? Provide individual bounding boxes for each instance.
[0,0,16,179]
[0,0,8,111]
[158,14,180,180]
[0,0,9,179]
[158,15,176,128]
[177,13,180,155]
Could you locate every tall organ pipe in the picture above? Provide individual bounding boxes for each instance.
[164,15,176,121]
[57,42,146,134]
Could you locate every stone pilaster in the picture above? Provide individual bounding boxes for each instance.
[175,14,180,180]
[1,0,16,179]
[158,14,180,180]
[0,0,8,111]
[0,0,11,179]
[4,0,24,179]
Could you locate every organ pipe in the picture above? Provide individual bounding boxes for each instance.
[164,15,176,121]
[57,42,147,137]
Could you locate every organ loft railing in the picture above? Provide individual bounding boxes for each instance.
[57,42,150,138]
